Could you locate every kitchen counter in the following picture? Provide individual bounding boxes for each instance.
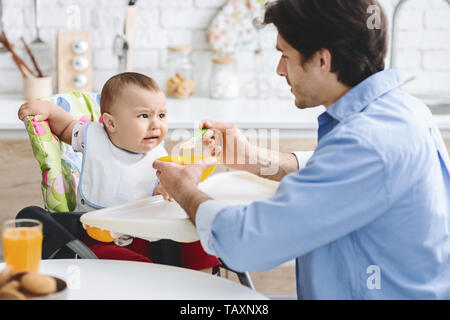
[1,94,450,139]
[0,94,324,139]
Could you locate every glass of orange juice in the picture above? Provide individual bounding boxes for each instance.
[1,219,43,273]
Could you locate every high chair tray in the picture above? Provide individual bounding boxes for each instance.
[80,171,279,243]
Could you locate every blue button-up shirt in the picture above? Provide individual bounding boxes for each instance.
[196,69,450,299]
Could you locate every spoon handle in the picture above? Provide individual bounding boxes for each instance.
[194,128,207,139]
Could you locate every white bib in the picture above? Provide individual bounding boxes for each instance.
[76,122,167,212]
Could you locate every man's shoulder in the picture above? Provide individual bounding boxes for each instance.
[332,89,435,161]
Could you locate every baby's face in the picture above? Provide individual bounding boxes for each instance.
[107,86,168,154]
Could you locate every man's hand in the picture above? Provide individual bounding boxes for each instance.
[154,182,174,202]
[199,119,255,171]
[199,119,300,181]
[153,157,217,223]
[18,100,55,122]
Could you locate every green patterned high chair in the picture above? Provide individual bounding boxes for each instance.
[16,92,101,259]
[24,92,102,213]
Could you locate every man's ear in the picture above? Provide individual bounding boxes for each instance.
[317,48,332,73]
[101,113,117,133]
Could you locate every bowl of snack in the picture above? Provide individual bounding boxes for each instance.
[0,265,68,300]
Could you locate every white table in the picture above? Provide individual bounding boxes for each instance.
[1,259,267,300]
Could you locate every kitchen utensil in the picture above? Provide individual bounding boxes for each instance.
[125,0,137,71]
[0,31,37,78]
[20,37,43,77]
[0,0,7,53]
[113,0,137,73]
[113,33,128,73]
[32,0,45,45]
[180,128,207,150]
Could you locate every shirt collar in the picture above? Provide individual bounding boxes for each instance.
[326,68,403,122]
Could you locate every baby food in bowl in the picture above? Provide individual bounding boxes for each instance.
[157,155,218,182]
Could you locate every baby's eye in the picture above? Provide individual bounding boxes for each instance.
[138,114,148,119]
[158,113,166,119]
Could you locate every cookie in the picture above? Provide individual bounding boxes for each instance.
[20,273,57,296]
[0,265,13,287]
[0,280,26,300]
[0,288,26,300]
[9,271,29,283]
[2,279,20,291]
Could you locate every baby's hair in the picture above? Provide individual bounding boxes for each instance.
[100,72,161,114]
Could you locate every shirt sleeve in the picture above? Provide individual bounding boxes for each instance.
[72,121,88,152]
[196,151,315,256]
[292,151,314,170]
[196,200,230,255]
[200,131,389,272]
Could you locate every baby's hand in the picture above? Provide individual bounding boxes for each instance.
[154,182,174,202]
[18,100,55,122]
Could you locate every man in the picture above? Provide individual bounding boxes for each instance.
[153,0,450,299]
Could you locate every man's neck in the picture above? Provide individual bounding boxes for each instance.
[323,82,352,108]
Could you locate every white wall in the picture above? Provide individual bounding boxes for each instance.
[0,0,449,98]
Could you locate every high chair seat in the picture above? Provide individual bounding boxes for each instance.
[24,91,101,212]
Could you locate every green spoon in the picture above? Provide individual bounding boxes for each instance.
[180,128,207,150]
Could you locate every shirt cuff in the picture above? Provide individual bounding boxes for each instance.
[195,200,229,256]
[292,151,314,171]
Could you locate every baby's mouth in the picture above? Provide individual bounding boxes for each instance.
[144,135,159,141]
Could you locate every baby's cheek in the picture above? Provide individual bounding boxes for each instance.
[161,123,169,137]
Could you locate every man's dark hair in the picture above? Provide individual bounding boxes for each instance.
[264,0,388,87]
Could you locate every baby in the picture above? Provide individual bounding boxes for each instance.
[18,72,220,272]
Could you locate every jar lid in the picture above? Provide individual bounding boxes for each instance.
[168,45,194,52]
[212,57,237,65]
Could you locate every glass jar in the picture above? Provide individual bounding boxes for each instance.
[166,45,195,99]
[209,57,239,99]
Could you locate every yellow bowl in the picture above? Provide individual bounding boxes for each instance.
[157,155,218,182]
[85,225,115,243]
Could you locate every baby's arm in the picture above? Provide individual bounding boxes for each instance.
[18,100,78,145]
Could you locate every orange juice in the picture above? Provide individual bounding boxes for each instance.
[2,227,43,273]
